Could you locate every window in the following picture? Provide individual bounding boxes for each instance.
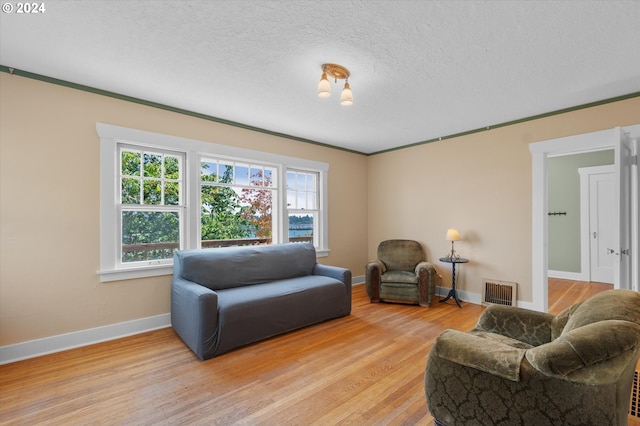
[287,170,319,246]
[97,123,329,282]
[200,158,278,246]
[119,146,184,265]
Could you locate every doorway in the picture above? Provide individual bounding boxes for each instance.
[547,151,614,282]
[530,125,639,312]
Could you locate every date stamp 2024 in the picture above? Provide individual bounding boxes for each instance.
[2,2,46,14]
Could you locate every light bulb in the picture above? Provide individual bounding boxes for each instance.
[340,82,353,106]
[317,72,331,98]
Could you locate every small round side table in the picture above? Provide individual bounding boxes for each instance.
[438,257,469,308]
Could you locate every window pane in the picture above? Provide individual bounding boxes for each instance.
[219,162,234,184]
[297,193,306,209]
[296,173,305,190]
[121,211,180,263]
[240,188,273,239]
[287,190,296,208]
[289,213,313,243]
[286,171,295,189]
[306,174,316,191]
[121,151,140,176]
[250,167,263,186]
[165,156,180,179]
[143,153,162,178]
[236,164,249,186]
[165,181,179,205]
[143,180,161,204]
[201,161,218,182]
[122,178,140,204]
[306,192,316,209]
[201,186,252,241]
[264,168,274,187]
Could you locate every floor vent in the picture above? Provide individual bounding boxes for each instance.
[482,279,517,306]
[631,371,639,418]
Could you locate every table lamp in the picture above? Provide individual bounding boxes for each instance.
[445,228,460,260]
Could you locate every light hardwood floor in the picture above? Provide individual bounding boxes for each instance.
[0,280,630,425]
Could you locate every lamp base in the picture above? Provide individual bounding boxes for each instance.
[444,241,460,260]
[443,250,460,261]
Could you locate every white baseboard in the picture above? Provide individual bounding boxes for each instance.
[436,286,537,310]
[0,313,171,365]
[435,286,482,305]
[1,276,366,365]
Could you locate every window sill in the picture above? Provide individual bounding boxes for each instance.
[99,248,329,282]
[316,248,329,257]
[97,265,173,282]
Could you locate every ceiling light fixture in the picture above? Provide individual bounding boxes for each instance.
[317,63,353,106]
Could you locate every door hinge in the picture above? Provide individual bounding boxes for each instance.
[632,155,638,166]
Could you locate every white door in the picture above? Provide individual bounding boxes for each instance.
[589,171,614,283]
[613,128,633,290]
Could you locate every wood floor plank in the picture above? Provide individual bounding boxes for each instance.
[0,280,625,425]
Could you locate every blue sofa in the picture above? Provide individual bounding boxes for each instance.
[171,242,352,360]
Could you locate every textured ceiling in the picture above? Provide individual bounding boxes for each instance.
[1,1,639,154]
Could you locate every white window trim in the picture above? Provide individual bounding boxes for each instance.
[96,123,329,282]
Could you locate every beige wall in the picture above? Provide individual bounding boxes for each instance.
[1,71,638,348]
[0,74,369,346]
[367,96,640,303]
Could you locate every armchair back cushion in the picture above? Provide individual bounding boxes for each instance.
[378,239,424,271]
[562,288,640,334]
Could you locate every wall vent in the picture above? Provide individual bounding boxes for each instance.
[482,279,517,306]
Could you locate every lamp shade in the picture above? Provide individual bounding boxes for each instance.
[340,82,353,106]
[317,72,331,98]
[446,228,460,241]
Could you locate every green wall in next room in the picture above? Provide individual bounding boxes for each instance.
[547,150,614,273]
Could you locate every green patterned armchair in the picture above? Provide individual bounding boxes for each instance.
[365,239,437,307]
[425,289,640,426]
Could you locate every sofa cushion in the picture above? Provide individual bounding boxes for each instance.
[176,243,316,291]
[214,275,349,354]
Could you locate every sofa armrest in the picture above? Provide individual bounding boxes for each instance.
[525,320,640,384]
[475,304,555,347]
[313,263,352,314]
[431,329,526,381]
[171,277,219,360]
[313,263,351,286]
